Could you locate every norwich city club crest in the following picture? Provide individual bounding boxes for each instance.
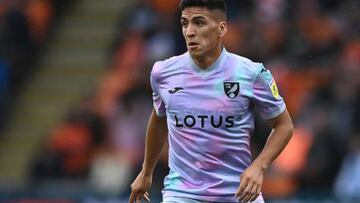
[224,82,240,99]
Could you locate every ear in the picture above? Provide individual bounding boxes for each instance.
[219,21,227,37]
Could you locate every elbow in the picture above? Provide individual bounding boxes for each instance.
[287,122,294,139]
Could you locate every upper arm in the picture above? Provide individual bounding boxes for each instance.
[252,63,286,120]
[267,109,294,131]
[148,109,168,134]
[150,109,167,126]
[150,62,166,117]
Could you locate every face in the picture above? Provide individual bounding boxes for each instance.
[181,7,226,58]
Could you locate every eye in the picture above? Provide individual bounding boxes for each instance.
[181,20,188,28]
[194,19,205,26]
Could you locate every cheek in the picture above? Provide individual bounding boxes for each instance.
[203,31,219,45]
[182,30,187,39]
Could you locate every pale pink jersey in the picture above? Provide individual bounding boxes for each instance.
[151,48,285,202]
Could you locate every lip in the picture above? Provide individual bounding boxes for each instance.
[188,42,199,49]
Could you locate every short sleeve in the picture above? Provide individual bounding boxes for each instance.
[252,64,286,120]
[150,62,166,117]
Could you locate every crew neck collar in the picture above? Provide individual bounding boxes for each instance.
[188,47,228,78]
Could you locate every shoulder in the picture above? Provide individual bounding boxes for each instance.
[226,51,264,79]
[151,52,188,80]
[227,52,263,74]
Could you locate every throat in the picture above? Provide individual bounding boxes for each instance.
[192,57,216,69]
[191,46,223,70]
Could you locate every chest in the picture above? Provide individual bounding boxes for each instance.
[159,71,250,114]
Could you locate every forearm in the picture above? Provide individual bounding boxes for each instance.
[252,110,294,172]
[142,110,168,176]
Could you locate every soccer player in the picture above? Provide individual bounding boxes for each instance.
[129,0,294,202]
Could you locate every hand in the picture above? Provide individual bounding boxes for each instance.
[129,170,152,203]
[235,164,264,202]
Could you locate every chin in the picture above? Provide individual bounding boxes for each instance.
[188,49,203,58]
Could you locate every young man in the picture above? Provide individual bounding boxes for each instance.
[129,0,293,202]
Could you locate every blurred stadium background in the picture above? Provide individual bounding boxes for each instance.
[0,0,359,202]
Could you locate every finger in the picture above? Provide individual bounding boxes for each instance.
[241,190,252,202]
[237,181,250,200]
[143,193,150,202]
[250,185,261,202]
[238,184,253,202]
[143,192,150,200]
[249,185,260,202]
[136,191,144,203]
[129,191,136,203]
[249,193,260,202]
[136,195,141,203]
[242,189,254,203]
[244,183,258,202]
[235,185,245,198]
[235,178,247,198]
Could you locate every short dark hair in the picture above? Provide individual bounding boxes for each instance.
[179,0,227,18]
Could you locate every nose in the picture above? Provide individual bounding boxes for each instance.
[185,24,195,38]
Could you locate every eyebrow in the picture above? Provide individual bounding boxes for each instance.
[193,16,206,21]
[181,15,207,22]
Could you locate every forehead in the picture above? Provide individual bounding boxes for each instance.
[181,7,214,19]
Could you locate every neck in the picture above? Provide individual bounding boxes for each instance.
[192,45,223,69]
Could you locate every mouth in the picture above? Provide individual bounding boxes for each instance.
[188,42,199,49]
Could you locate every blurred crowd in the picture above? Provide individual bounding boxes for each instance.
[0,0,72,131]
[5,0,359,201]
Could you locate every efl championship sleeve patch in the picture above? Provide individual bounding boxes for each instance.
[270,79,279,99]
[258,64,280,99]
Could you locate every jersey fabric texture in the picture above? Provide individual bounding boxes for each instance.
[162,196,265,203]
[150,48,285,203]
